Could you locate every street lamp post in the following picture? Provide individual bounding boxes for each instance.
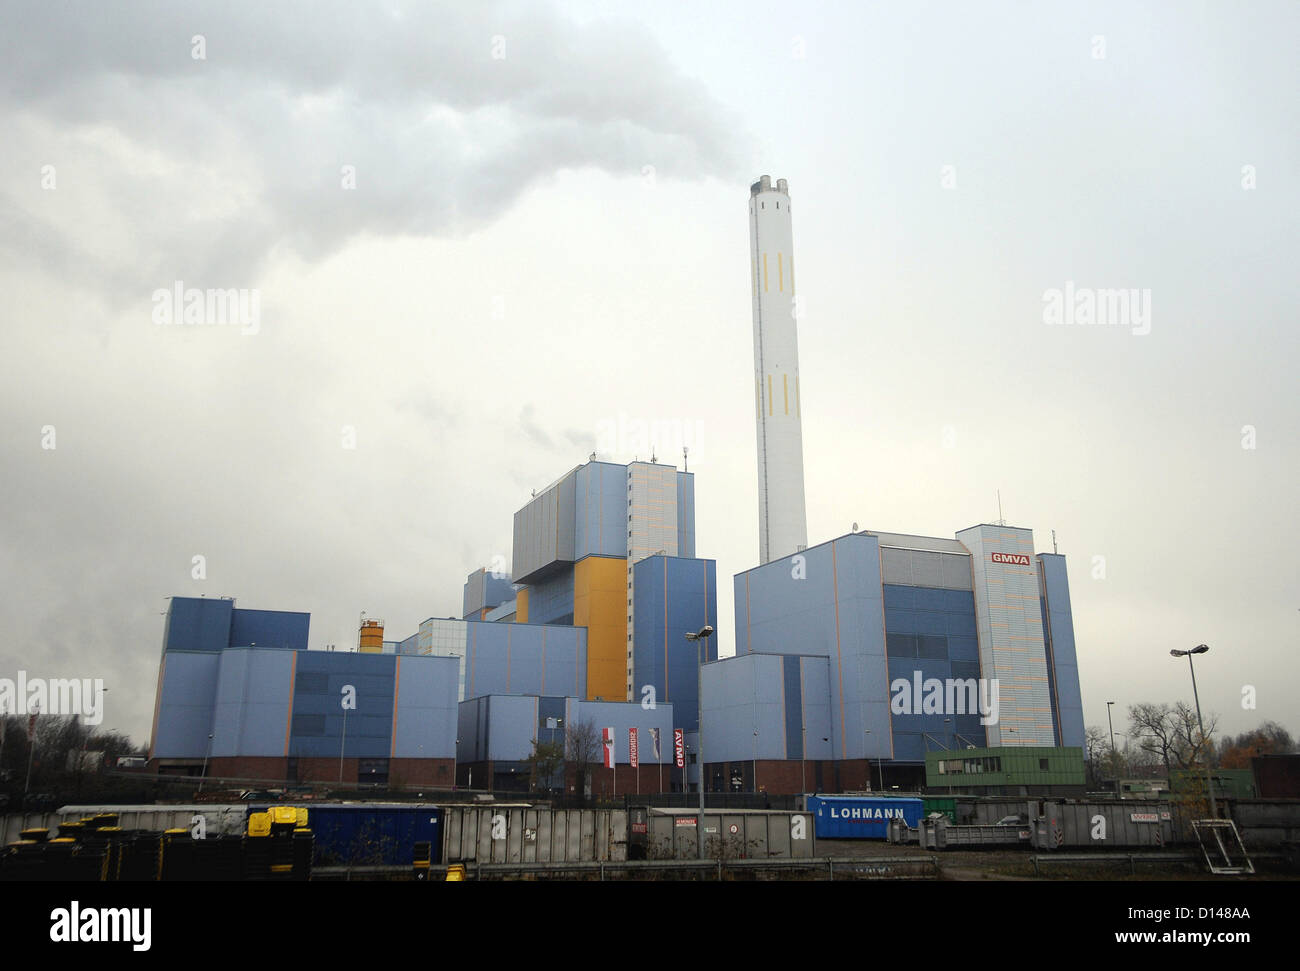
[685,624,714,859]
[752,730,759,794]
[1171,645,1217,818]
[339,706,349,783]
[199,733,214,793]
[1106,701,1118,796]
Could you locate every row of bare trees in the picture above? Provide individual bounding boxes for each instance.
[1085,705,1293,784]
[0,713,144,802]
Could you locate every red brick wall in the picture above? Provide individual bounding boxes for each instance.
[298,757,357,783]
[206,756,287,782]
[389,758,454,787]
[699,760,900,794]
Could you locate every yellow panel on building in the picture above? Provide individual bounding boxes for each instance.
[573,555,627,701]
[515,588,529,624]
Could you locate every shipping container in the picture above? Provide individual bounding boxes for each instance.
[442,806,626,864]
[1030,800,1172,850]
[808,795,923,839]
[647,809,813,859]
[248,803,442,866]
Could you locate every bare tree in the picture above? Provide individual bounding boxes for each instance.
[1129,703,1177,774]
[1169,701,1218,769]
[1084,725,1109,787]
[1129,702,1219,773]
[565,719,601,804]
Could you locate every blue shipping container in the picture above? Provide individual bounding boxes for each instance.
[249,805,442,865]
[807,796,923,839]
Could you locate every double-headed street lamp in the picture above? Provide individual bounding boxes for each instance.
[685,624,714,858]
[1171,644,1217,818]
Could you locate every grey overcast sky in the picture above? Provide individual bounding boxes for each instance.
[1,1,1295,747]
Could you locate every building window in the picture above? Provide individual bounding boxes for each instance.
[1039,759,1049,771]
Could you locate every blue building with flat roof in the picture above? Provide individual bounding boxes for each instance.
[709,526,1084,792]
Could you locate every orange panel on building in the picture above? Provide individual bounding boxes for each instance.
[573,555,626,701]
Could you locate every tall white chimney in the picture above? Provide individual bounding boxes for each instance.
[749,175,808,564]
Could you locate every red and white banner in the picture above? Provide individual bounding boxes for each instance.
[990,552,1031,566]
[602,727,614,768]
[673,728,685,768]
[628,728,639,768]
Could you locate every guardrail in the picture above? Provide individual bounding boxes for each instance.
[312,856,940,881]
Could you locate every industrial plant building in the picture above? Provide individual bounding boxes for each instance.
[146,176,1087,798]
[699,525,1086,793]
[148,455,717,790]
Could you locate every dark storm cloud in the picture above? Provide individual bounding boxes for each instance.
[0,0,746,300]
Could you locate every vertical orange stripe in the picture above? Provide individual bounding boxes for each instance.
[390,656,401,758]
[283,651,297,757]
[767,374,773,415]
[832,541,846,754]
[149,653,167,760]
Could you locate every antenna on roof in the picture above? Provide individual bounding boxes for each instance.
[852,522,858,533]
[996,490,1006,526]
[683,446,688,472]
[651,451,657,464]
[1052,529,1058,554]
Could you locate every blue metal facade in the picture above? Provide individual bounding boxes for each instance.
[631,555,717,731]
[732,531,1084,767]
[733,533,891,761]
[462,621,587,700]
[162,597,308,653]
[1039,553,1085,748]
[288,651,395,759]
[456,695,678,765]
[883,583,987,760]
[462,568,518,618]
[570,698,677,764]
[524,570,574,625]
[575,461,628,560]
[228,608,309,650]
[700,653,832,762]
[676,472,695,559]
[392,655,459,758]
[152,650,221,758]
[153,596,459,762]
[211,648,295,757]
[162,597,234,653]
